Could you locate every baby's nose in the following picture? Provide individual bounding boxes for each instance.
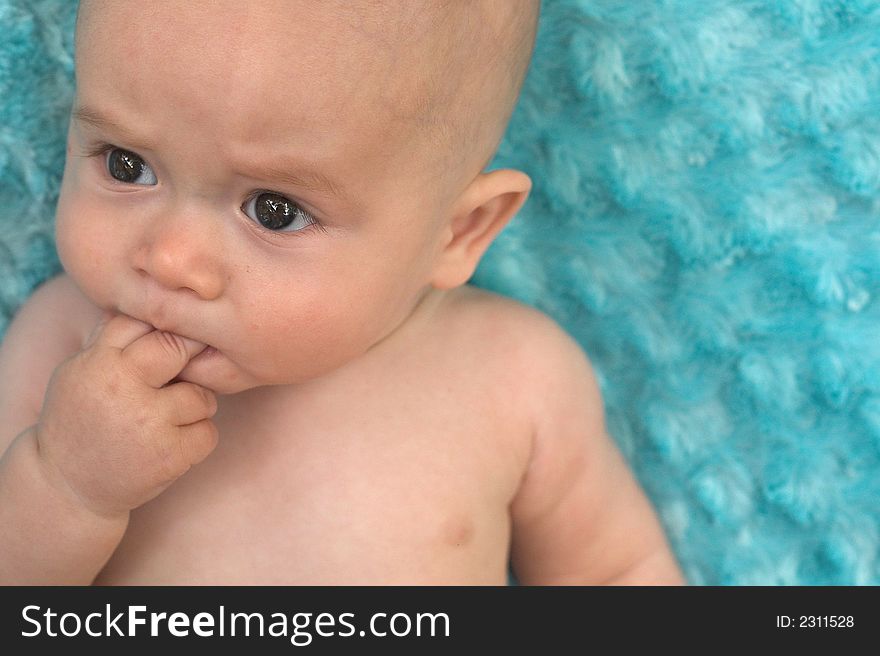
[132,211,225,300]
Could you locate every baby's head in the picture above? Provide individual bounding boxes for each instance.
[56,0,540,394]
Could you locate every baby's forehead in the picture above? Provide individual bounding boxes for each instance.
[77,2,503,102]
[75,1,536,189]
[78,1,447,67]
[78,3,439,118]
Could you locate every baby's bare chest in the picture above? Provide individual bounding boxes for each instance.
[94,357,531,585]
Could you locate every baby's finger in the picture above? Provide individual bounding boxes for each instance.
[159,382,218,426]
[175,419,220,468]
[92,312,155,351]
[121,330,208,389]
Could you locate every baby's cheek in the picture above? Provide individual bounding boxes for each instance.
[257,307,359,383]
[54,191,81,274]
[56,215,89,272]
[55,198,110,306]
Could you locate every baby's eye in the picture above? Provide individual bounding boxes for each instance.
[105,148,157,185]
[242,192,318,232]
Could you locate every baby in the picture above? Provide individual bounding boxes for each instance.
[0,0,684,585]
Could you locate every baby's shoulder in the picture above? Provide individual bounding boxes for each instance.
[442,285,586,355]
[20,273,101,347]
[438,285,600,401]
[0,272,99,361]
[0,272,101,448]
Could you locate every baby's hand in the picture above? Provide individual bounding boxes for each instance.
[33,312,219,518]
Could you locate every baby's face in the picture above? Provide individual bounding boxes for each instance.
[56,2,457,394]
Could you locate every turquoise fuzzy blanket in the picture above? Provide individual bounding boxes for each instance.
[2,0,879,585]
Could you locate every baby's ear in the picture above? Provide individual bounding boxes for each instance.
[430,169,531,290]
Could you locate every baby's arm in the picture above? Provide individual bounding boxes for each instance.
[0,275,126,584]
[0,274,218,584]
[509,319,684,585]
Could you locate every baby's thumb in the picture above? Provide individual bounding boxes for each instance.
[123,331,208,389]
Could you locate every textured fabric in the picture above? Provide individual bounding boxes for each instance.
[2,0,879,584]
[0,0,72,331]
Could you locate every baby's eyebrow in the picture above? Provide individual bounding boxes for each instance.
[244,161,347,201]
[72,104,347,201]
[73,104,156,151]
